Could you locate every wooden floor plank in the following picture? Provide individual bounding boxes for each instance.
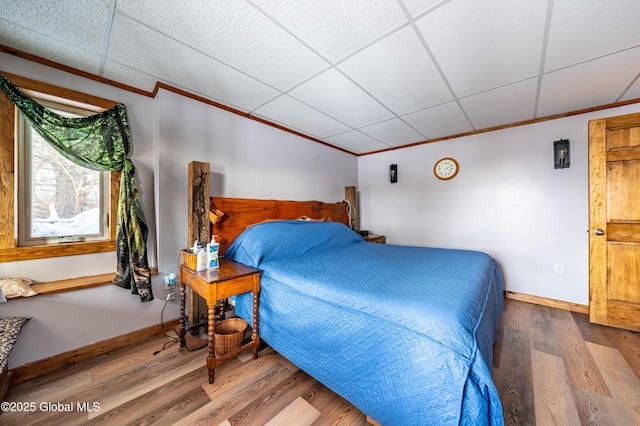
[225,369,318,425]
[550,314,611,396]
[87,366,210,426]
[183,363,294,425]
[311,392,368,426]
[264,396,321,426]
[6,369,92,406]
[494,325,535,425]
[88,350,205,417]
[608,327,640,381]
[530,304,559,356]
[200,347,282,399]
[586,341,640,424]
[531,349,581,425]
[570,312,616,349]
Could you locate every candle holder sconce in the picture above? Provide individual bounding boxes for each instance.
[554,139,570,169]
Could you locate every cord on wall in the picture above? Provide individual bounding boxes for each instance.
[345,200,357,230]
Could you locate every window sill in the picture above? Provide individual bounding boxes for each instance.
[6,268,158,299]
[31,273,116,295]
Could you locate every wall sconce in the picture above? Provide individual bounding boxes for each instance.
[389,164,398,183]
[554,139,570,169]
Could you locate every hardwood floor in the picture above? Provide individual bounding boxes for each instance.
[493,298,640,425]
[2,298,640,425]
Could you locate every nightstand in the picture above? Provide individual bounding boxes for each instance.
[364,234,385,244]
[178,258,261,384]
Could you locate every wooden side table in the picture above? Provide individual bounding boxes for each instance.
[178,258,261,384]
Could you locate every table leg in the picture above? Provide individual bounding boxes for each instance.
[252,290,260,359]
[208,305,216,384]
[178,280,186,348]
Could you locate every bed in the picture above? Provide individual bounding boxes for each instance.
[210,197,504,425]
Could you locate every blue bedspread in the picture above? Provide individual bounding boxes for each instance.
[227,221,504,425]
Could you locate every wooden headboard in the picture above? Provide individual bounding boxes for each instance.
[210,197,350,255]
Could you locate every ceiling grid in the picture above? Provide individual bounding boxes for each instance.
[0,0,639,154]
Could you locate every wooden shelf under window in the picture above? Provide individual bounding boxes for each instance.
[6,268,158,299]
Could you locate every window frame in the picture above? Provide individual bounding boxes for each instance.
[0,72,119,262]
[17,99,111,246]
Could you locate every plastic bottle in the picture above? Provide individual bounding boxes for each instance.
[207,235,220,269]
[194,240,207,272]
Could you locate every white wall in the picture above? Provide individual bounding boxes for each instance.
[358,103,640,306]
[154,88,357,276]
[1,54,357,368]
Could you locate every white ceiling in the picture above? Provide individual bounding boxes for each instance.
[1,0,640,154]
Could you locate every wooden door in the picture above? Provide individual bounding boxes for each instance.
[589,112,640,332]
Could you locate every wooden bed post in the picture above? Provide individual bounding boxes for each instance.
[187,161,210,333]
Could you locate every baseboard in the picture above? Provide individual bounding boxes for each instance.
[504,291,589,314]
[10,318,180,384]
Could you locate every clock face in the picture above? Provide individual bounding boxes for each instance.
[434,158,459,180]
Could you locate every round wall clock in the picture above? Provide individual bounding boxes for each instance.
[434,157,459,180]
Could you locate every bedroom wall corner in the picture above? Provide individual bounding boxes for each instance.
[357,103,640,306]
[154,88,358,295]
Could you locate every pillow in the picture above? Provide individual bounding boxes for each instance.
[0,277,38,298]
[0,317,30,371]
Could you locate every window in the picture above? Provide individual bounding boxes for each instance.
[17,100,110,246]
[0,73,119,262]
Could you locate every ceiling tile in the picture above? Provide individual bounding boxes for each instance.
[253,95,351,138]
[358,118,425,147]
[116,0,327,91]
[416,0,547,97]
[107,15,279,111]
[0,0,108,54]
[460,78,538,130]
[402,101,473,139]
[0,21,102,75]
[289,68,394,128]
[401,0,449,18]
[338,25,453,116]
[619,76,640,103]
[538,47,640,118]
[252,0,407,62]
[325,131,389,154]
[545,0,640,72]
[102,60,159,93]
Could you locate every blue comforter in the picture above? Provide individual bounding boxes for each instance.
[227,221,504,425]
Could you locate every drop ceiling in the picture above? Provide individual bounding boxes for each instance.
[1,0,640,154]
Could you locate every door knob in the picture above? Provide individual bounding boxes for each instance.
[593,229,605,235]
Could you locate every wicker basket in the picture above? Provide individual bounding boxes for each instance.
[214,318,247,356]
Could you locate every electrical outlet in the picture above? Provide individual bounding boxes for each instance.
[166,291,175,301]
[554,264,565,276]
[164,272,176,290]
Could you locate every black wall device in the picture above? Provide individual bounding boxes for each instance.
[554,139,570,169]
[389,164,398,183]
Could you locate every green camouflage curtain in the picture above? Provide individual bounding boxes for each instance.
[0,73,153,302]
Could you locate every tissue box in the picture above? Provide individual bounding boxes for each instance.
[181,249,197,270]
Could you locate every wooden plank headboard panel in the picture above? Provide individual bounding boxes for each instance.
[210,197,350,255]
